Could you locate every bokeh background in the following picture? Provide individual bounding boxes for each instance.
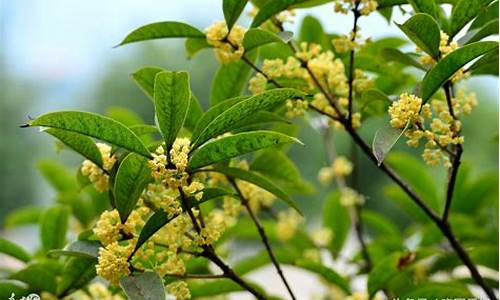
[0,1,498,297]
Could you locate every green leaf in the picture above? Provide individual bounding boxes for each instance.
[372,124,408,166]
[322,191,350,256]
[115,153,152,222]
[28,111,151,158]
[191,96,248,142]
[367,252,401,297]
[396,13,440,59]
[40,205,70,251]
[450,0,482,38]
[185,38,212,59]
[409,0,439,19]
[251,0,304,27]
[362,210,401,239]
[295,259,351,294]
[184,94,204,132]
[188,279,246,297]
[37,160,78,192]
[48,240,100,259]
[468,49,499,75]
[380,48,427,71]
[189,131,300,170]
[131,67,165,100]
[120,272,166,300]
[460,19,499,44]
[0,238,31,263]
[118,21,205,46]
[45,128,103,167]
[208,166,301,213]
[106,107,144,126]
[359,89,393,117]
[0,280,29,299]
[232,111,291,131]
[4,206,42,228]
[421,41,498,101]
[57,257,97,296]
[223,0,249,30]
[189,188,238,206]
[243,28,287,53]
[10,264,58,294]
[400,282,472,299]
[129,125,160,137]
[195,88,303,148]
[469,0,498,30]
[135,211,179,252]
[154,71,191,149]
[210,51,257,106]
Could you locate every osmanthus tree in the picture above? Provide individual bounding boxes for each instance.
[0,0,498,299]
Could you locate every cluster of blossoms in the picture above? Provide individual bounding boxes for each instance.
[276,209,304,241]
[205,21,246,64]
[235,160,276,213]
[318,156,353,185]
[286,99,309,118]
[96,240,136,286]
[248,7,296,32]
[81,143,116,192]
[419,31,470,83]
[166,281,190,300]
[389,91,477,167]
[334,0,378,16]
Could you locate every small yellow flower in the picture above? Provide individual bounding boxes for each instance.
[276,209,303,241]
[81,143,116,192]
[166,281,191,300]
[388,93,422,129]
[312,227,333,247]
[96,241,135,286]
[206,21,246,64]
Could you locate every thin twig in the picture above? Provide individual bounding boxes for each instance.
[347,1,361,123]
[164,273,226,279]
[229,178,297,300]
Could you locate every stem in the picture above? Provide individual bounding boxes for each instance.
[347,2,361,123]
[229,179,297,300]
[164,273,226,279]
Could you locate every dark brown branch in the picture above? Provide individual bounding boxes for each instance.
[347,2,361,123]
[164,273,226,279]
[229,179,297,300]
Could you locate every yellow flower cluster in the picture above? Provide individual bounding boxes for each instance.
[94,207,150,246]
[81,143,116,192]
[334,0,378,16]
[391,90,476,168]
[276,209,303,241]
[332,35,357,53]
[285,99,309,118]
[419,31,469,83]
[143,183,182,217]
[353,69,374,93]
[200,209,229,245]
[318,156,353,185]
[388,93,422,129]
[312,227,334,247]
[235,161,276,213]
[96,240,135,286]
[166,281,191,300]
[340,186,365,206]
[205,21,246,64]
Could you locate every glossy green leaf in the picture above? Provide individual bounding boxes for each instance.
[40,205,70,251]
[189,131,300,170]
[4,206,42,228]
[191,96,248,142]
[135,211,179,251]
[45,128,103,167]
[120,272,166,300]
[10,264,58,294]
[48,240,100,259]
[243,28,287,53]
[210,51,257,106]
[460,19,499,45]
[232,111,291,131]
[131,67,164,100]
[184,94,204,132]
[195,88,303,148]
[189,279,246,297]
[118,21,205,46]
[185,38,212,58]
[401,282,473,299]
[421,41,498,101]
[28,111,151,158]
[114,153,152,222]
[409,0,439,19]
[223,0,249,30]
[154,71,191,149]
[0,238,31,263]
[208,166,301,213]
[129,125,160,137]
[295,259,351,294]
[372,124,408,166]
[450,0,482,38]
[251,0,303,27]
[57,257,97,296]
[323,191,350,256]
[468,49,499,75]
[0,280,29,299]
[396,13,440,59]
[367,252,401,297]
[469,0,498,30]
[380,48,427,71]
